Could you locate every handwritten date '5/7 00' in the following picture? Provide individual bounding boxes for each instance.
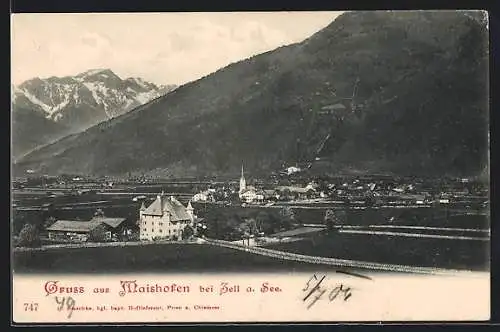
[302,274,353,309]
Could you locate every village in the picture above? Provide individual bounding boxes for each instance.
[11,163,489,249]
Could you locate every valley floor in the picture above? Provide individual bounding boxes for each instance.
[12,224,489,274]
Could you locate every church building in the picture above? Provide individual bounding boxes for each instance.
[139,193,196,241]
[238,163,263,203]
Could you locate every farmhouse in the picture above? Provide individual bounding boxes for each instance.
[263,189,279,201]
[276,186,316,200]
[46,220,109,242]
[192,190,214,202]
[139,193,196,241]
[239,187,265,203]
[46,215,128,242]
[91,216,128,237]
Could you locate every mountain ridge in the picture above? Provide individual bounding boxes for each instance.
[15,11,489,178]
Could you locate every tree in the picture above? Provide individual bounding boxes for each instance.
[219,214,242,240]
[336,210,347,224]
[17,223,41,248]
[237,222,251,236]
[204,209,224,238]
[44,216,57,229]
[324,209,337,231]
[242,217,254,235]
[324,209,347,231]
[256,211,276,235]
[365,191,376,207]
[205,211,241,240]
[183,225,195,240]
[280,206,295,221]
[41,203,56,222]
[15,211,45,234]
[88,225,108,242]
[94,208,105,218]
[195,221,208,237]
[281,189,292,201]
[279,206,295,230]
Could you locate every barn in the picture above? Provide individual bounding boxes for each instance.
[46,217,128,242]
[46,220,108,242]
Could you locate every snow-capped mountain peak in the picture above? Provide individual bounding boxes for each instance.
[12,69,177,131]
[129,77,151,90]
[74,68,117,81]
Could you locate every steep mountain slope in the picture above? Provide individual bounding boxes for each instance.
[15,11,489,178]
[11,106,74,159]
[11,70,176,158]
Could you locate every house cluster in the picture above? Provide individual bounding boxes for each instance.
[139,193,197,241]
[192,188,217,202]
[46,215,129,242]
[238,164,320,203]
[135,166,488,211]
[15,174,115,191]
[234,168,487,207]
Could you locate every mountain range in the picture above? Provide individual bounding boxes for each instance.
[14,11,489,179]
[11,69,176,159]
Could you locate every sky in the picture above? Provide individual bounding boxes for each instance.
[11,12,343,86]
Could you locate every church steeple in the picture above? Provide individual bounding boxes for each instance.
[186,200,195,222]
[239,162,246,194]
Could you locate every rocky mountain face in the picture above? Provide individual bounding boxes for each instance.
[15,11,489,179]
[11,69,176,158]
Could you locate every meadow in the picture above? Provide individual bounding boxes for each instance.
[13,243,339,274]
[265,230,489,271]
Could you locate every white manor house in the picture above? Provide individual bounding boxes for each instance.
[139,193,196,241]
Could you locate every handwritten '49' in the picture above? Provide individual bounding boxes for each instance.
[55,296,76,318]
[302,274,352,309]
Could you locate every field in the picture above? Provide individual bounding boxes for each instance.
[12,243,345,274]
[265,230,489,271]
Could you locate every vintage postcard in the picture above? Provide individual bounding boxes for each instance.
[11,11,490,324]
